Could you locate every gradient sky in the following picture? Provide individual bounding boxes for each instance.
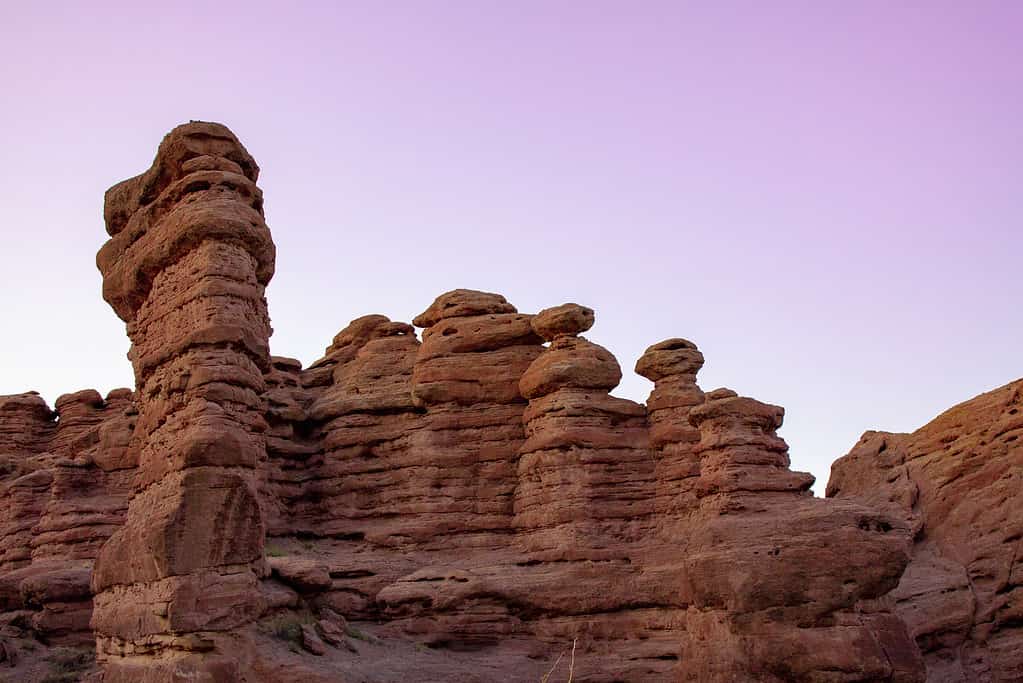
[1,1,1020,490]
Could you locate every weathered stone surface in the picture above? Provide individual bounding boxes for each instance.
[411,289,516,328]
[0,385,135,652]
[0,393,54,456]
[513,308,655,568]
[636,339,705,534]
[300,623,326,655]
[519,336,622,399]
[829,379,1023,682]
[530,303,594,341]
[675,390,923,682]
[267,557,332,593]
[6,123,1019,681]
[90,121,273,680]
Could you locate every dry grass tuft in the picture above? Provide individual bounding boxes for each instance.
[541,637,577,683]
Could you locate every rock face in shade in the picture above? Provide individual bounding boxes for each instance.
[0,122,1016,682]
[828,379,1023,682]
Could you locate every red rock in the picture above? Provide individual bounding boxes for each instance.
[0,393,54,455]
[518,336,622,399]
[514,315,653,560]
[267,557,332,593]
[530,303,594,341]
[411,289,516,328]
[673,389,923,681]
[315,620,346,648]
[636,339,705,533]
[301,624,327,655]
[11,123,1021,681]
[91,121,273,679]
[829,379,1023,681]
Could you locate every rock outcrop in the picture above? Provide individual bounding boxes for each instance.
[829,379,1023,682]
[677,390,922,681]
[0,122,1016,682]
[91,121,274,681]
[515,304,652,558]
[635,338,704,536]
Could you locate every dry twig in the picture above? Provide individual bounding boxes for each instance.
[540,649,565,683]
[540,636,579,683]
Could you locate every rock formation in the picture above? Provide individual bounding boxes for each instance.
[515,304,652,558]
[0,122,1015,681]
[635,338,704,535]
[92,121,274,681]
[829,379,1023,682]
[676,390,922,681]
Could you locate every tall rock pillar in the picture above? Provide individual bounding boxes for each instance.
[91,122,275,681]
[635,338,705,536]
[514,304,653,558]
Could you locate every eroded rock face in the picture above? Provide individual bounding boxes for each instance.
[0,388,134,654]
[91,121,274,681]
[515,309,652,559]
[829,379,1023,682]
[2,123,1016,681]
[677,391,922,682]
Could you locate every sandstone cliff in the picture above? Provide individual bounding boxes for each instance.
[0,122,1012,682]
[829,379,1023,682]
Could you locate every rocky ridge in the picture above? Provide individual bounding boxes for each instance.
[0,122,1016,682]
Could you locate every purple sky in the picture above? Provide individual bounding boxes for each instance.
[2,2,1020,490]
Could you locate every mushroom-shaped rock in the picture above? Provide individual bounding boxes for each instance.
[635,338,704,381]
[412,292,541,407]
[637,338,707,530]
[519,337,622,399]
[514,327,651,559]
[412,289,516,328]
[531,303,594,341]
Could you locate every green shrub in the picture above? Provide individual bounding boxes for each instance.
[42,646,94,682]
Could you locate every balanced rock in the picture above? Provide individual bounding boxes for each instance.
[636,339,705,530]
[530,303,594,341]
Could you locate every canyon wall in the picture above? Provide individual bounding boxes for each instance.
[0,122,1015,682]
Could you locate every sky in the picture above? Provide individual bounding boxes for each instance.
[1,1,1020,491]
